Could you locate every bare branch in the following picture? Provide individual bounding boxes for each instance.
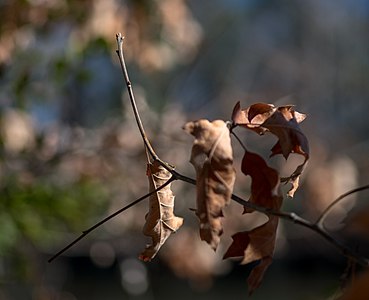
[170,170,369,267]
[115,33,369,268]
[230,130,248,152]
[316,184,369,227]
[115,33,158,162]
[115,33,176,173]
[48,176,175,263]
[232,191,369,267]
[49,34,369,273]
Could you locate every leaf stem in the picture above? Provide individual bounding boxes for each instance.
[230,129,248,152]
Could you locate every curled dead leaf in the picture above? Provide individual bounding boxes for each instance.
[184,119,236,250]
[139,160,183,262]
[232,102,309,197]
[232,101,275,135]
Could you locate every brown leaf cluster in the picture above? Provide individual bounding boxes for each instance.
[224,101,309,293]
[184,119,236,250]
[232,101,309,197]
[181,102,308,294]
[141,101,308,294]
[139,160,183,261]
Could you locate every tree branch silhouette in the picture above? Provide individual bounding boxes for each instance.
[316,184,369,228]
[48,176,175,263]
[114,33,368,267]
[48,33,369,269]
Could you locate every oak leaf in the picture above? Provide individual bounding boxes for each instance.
[232,101,275,135]
[184,119,236,250]
[139,160,183,262]
[241,151,282,211]
[232,101,309,197]
[224,150,283,295]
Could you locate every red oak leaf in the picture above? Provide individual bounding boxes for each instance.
[232,102,309,197]
[224,150,283,294]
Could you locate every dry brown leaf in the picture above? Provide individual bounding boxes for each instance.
[139,160,183,262]
[223,222,277,295]
[232,102,309,197]
[184,119,236,250]
[224,150,283,294]
[242,151,282,211]
[223,217,278,263]
[263,106,308,158]
[264,106,309,197]
[231,101,275,135]
[247,256,273,296]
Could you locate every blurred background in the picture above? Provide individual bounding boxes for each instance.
[1,0,369,299]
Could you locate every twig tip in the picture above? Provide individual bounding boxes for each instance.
[116,33,125,42]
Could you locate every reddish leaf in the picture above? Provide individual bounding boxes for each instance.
[241,151,281,211]
[223,217,279,263]
[232,102,309,197]
[223,231,250,259]
[262,106,309,197]
[263,106,308,159]
[232,102,275,135]
[224,150,283,293]
[247,256,273,296]
[247,103,276,124]
[223,219,278,295]
[184,119,236,250]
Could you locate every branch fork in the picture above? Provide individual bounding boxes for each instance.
[49,33,369,270]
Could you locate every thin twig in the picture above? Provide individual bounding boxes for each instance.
[232,190,368,266]
[230,130,248,152]
[316,184,369,227]
[167,170,369,266]
[227,126,368,264]
[115,33,175,173]
[115,33,158,162]
[114,34,369,267]
[48,176,175,263]
[49,34,369,269]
